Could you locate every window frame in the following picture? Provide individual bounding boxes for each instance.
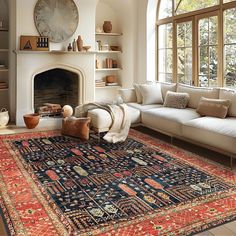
[156,0,236,87]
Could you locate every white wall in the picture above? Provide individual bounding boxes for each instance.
[16,0,98,51]
[9,0,156,121]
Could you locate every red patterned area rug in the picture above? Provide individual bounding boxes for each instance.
[0,129,236,236]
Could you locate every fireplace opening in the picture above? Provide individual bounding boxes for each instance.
[34,68,79,117]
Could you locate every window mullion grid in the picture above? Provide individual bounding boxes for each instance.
[207,18,210,87]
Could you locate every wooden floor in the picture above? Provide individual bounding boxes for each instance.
[0,125,235,236]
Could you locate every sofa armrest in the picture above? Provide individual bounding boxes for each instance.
[118,88,137,103]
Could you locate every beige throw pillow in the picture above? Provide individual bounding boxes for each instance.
[196,97,231,118]
[164,91,190,109]
[133,84,142,103]
[139,83,163,105]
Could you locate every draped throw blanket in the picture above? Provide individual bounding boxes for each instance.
[75,102,131,143]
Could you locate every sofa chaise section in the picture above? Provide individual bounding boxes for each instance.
[182,116,236,155]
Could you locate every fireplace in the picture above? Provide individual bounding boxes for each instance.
[34,68,79,116]
[15,52,95,127]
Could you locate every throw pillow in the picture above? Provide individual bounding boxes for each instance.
[133,84,142,103]
[119,88,137,103]
[139,83,163,105]
[196,97,231,118]
[164,91,190,109]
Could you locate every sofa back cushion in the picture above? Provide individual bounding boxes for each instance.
[139,83,163,105]
[196,97,231,118]
[119,88,137,103]
[219,88,236,117]
[158,82,177,101]
[177,83,219,109]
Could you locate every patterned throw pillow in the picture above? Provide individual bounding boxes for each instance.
[196,97,231,118]
[164,91,190,109]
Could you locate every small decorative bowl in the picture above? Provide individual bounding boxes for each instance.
[83,46,91,52]
[110,46,120,51]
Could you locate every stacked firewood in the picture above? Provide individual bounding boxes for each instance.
[36,103,62,117]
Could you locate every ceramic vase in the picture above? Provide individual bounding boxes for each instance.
[23,113,40,129]
[103,21,112,33]
[77,35,83,51]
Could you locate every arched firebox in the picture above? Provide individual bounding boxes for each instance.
[34,68,79,116]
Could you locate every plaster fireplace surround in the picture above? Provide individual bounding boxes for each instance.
[16,51,95,127]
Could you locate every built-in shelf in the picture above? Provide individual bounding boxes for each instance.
[96,50,121,54]
[0,88,8,91]
[0,28,8,32]
[96,68,122,71]
[95,85,121,89]
[0,49,8,52]
[14,50,96,55]
[0,68,8,72]
[95,32,122,36]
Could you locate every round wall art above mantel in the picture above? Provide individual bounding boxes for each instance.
[34,0,79,43]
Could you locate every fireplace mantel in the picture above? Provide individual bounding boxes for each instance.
[15,49,96,127]
[14,50,96,55]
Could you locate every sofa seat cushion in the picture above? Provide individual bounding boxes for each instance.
[87,109,112,132]
[127,103,163,111]
[182,117,236,154]
[142,107,200,136]
[87,106,141,132]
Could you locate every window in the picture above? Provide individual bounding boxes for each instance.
[158,0,172,20]
[157,0,236,88]
[177,21,192,85]
[224,8,236,88]
[198,15,218,87]
[158,24,173,82]
[176,0,219,15]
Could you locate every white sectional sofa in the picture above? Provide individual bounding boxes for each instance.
[75,82,236,167]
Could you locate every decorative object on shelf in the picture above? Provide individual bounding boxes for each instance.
[0,18,3,28]
[106,58,113,68]
[23,113,40,129]
[72,39,76,51]
[95,79,106,87]
[67,43,72,51]
[96,27,103,33]
[83,46,91,52]
[101,44,109,51]
[95,59,101,69]
[103,21,112,33]
[0,82,8,89]
[20,36,49,51]
[34,0,79,43]
[106,75,116,83]
[110,45,120,51]
[112,59,118,68]
[77,35,83,51]
[96,40,102,51]
[0,108,9,127]
[62,105,73,117]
